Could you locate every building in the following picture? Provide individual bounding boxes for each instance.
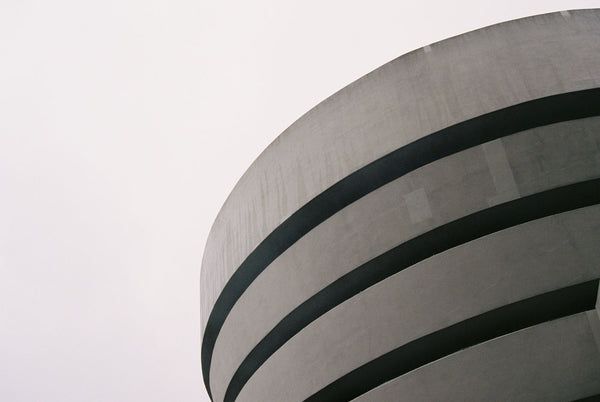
[201,9,600,401]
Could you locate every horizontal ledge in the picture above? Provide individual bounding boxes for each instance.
[306,279,599,401]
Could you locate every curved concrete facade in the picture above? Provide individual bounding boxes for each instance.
[201,10,600,401]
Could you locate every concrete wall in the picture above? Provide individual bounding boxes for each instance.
[201,9,600,401]
[355,313,600,402]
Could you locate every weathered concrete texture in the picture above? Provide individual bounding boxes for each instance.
[354,313,600,402]
[209,117,600,401]
[236,206,600,401]
[201,10,600,327]
[201,9,600,402]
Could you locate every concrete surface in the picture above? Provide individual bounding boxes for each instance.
[201,10,600,401]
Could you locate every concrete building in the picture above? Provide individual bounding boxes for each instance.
[201,10,600,401]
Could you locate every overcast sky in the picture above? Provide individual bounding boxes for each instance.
[1,1,598,401]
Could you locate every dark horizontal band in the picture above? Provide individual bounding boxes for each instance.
[306,279,600,401]
[224,179,600,401]
[202,88,600,398]
[573,395,600,401]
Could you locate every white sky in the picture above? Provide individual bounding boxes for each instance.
[0,1,598,401]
